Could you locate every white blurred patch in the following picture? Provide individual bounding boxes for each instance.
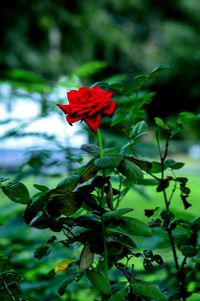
[0,83,87,149]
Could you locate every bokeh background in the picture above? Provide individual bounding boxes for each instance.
[1,0,200,119]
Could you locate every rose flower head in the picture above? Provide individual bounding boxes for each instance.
[57,86,116,133]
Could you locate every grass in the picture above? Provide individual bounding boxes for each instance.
[1,155,199,222]
[119,154,200,220]
[122,174,199,221]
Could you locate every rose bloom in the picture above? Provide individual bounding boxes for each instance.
[57,86,116,133]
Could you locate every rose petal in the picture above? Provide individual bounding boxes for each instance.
[57,103,71,114]
[102,101,116,115]
[67,90,80,104]
[71,106,91,116]
[93,86,113,98]
[84,114,102,133]
[58,86,116,132]
[88,102,109,116]
[66,115,82,125]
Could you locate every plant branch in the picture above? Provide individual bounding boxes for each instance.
[168,172,178,206]
[114,174,123,209]
[97,128,110,284]
[167,230,179,271]
[178,256,188,301]
[0,274,16,301]
[157,133,179,268]
[97,128,103,159]
[101,217,110,284]
[157,132,189,300]
[179,256,187,272]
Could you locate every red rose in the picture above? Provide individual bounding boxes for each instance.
[57,86,116,133]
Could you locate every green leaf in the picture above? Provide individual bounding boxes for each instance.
[74,61,107,77]
[170,162,185,169]
[47,191,81,217]
[191,216,200,226]
[132,279,167,301]
[187,293,200,301]
[149,64,169,78]
[34,245,51,260]
[106,83,125,95]
[0,254,23,300]
[108,285,129,301]
[68,227,93,243]
[2,182,30,204]
[132,121,148,139]
[87,271,111,295]
[180,186,190,194]
[0,177,9,187]
[154,117,166,129]
[109,232,137,249]
[7,68,46,83]
[133,91,155,106]
[134,74,149,87]
[33,184,49,193]
[75,213,101,228]
[108,241,124,258]
[107,241,126,258]
[143,258,153,271]
[0,276,22,301]
[180,245,198,257]
[94,154,123,169]
[55,175,79,193]
[181,194,192,210]
[178,111,196,124]
[103,208,133,220]
[23,190,52,225]
[120,217,152,237]
[0,253,11,273]
[80,144,99,155]
[58,275,75,296]
[196,114,200,121]
[164,159,185,170]
[80,244,94,272]
[29,211,52,229]
[117,159,143,183]
[138,178,159,186]
[125,155,152,172]
[29,212,63,232]
[79,160,99,183]
[176,177,188,184]
[111,108,128,126]
[151,161,167,173]
[156,179,170,192]
[153,254,164,265]
[81,194,104,213]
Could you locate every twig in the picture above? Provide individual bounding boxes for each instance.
[0,273,16,301]
[167,230,179,271]
[156,132,189,300]
[101,217,110,283]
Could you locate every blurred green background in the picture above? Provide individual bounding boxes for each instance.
[1,0,200,119]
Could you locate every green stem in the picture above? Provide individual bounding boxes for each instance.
[0,274,16,301]
[97,128,103,159]
[167,229,179,271]
[157,132,188,300]
[97,129,110,284]
[97,128,104,204]
[101,218,109,282]
[157,133,179,269]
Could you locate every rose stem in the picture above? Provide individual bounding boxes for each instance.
[97,128,110,284]
[97,128,103,159]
